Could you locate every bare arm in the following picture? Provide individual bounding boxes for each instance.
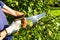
[0,30,7,40]
[2,4,24,17]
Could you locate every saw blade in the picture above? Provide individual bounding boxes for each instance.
[26,13,46,24]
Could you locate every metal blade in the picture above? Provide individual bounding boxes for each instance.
[25,13,46,24]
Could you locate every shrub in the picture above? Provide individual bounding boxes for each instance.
[3,0,60,40]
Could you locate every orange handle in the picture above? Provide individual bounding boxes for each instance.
[23,18,27,28]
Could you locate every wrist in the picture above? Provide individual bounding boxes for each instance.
[4,29,8,36]
[0,30,7,37]
[2,30,8,36]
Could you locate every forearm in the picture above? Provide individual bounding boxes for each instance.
[0,19,21,40]
[2,5,24,17]
[0,30,7,40]
[0,19,21,39]
[2,5,17,16]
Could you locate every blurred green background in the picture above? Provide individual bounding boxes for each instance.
[3,0,60,40]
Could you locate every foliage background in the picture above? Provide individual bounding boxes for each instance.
[3,0,60,40]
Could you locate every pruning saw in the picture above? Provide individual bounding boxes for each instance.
[15,13,46,28]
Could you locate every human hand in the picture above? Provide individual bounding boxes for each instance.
[6,19,21,35]
[15,11,25,17]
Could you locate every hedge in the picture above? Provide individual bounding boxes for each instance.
[3,0,60,40]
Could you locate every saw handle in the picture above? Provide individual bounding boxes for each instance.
[22,18,27,28]
[14,18,27,28]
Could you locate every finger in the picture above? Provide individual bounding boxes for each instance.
[15,11,24,16]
